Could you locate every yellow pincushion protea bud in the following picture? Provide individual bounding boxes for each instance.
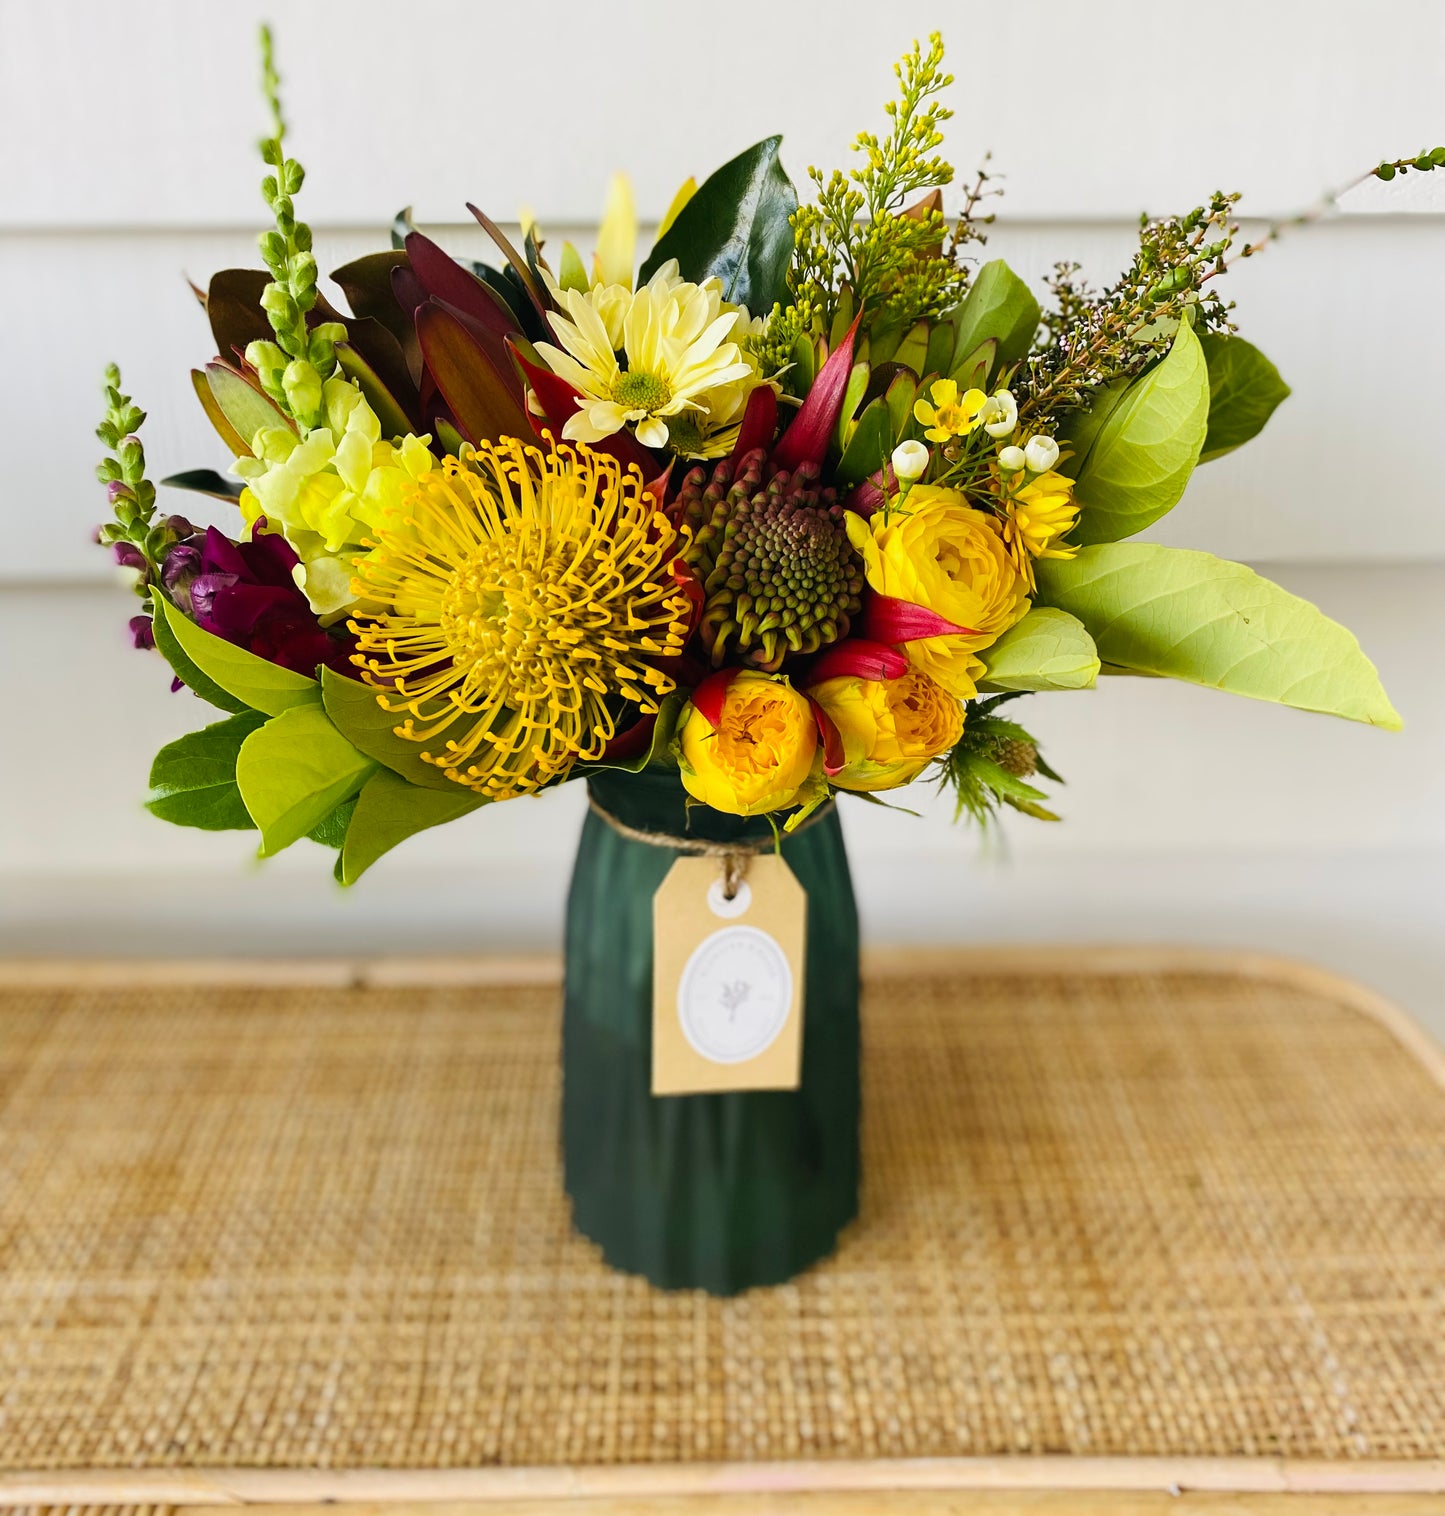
[349,439,692,801]
[810,668,963,792]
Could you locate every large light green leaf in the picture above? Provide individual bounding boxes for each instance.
[1069,319,1210,546]
[978,608,1100,692]
[639,137,797,313]
[1198,333,1291,463]
[1036,544,1401,728]
[153,596,319,716]
[948,261,1040,373]
[321,668,462,791]
[340,769,486,884]
[150,596,249,713]
[146,711,267,830]
[236,704,380,856]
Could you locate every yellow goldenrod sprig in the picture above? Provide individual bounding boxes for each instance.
[245,25,345,431]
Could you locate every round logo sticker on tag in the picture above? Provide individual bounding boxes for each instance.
[677,925,794,1065]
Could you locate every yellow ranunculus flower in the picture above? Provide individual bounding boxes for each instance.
[677,671,818,816]
[845,485,1030,699]
[811,669,964,792]
[234,377,434,617]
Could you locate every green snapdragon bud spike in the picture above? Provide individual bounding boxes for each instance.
[252,25,343,430]
[679,448,864,670]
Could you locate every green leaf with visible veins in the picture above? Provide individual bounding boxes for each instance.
[1036,544,1401,729]
[153,596,319,717]
[979,607,1100,692]
[1069,318,1210,546]
[321,668,462,790]
[146,711,268,829]
[340,769,486,884]
[947,261,1040,373]
[236,704,379,856]
[639,137,797,313]
[1198,333,1291,463]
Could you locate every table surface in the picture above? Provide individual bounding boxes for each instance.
[0,946,1441,1512]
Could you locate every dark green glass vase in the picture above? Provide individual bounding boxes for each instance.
[563,767,860,1295]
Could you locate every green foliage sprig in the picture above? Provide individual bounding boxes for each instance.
[787,34,967,335]
[940,695,1062,826]
[1023,193,1239,422]
[245,26,344,431]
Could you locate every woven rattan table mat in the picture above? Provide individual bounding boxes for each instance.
[0,949,1441,1483]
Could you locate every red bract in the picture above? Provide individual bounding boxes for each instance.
[770,314,861,473]
[862,592,978,643]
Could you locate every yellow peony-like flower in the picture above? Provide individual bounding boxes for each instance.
[913,378,987,444]
[845,485,1030,698]
[535,259,767,458]
[234,377,434,617]
[992,466,1081,591]
[349,440,692,801]
[677,671,819,817]
[811,669,963,792]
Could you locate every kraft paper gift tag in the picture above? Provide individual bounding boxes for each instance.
[651,854,806,1095]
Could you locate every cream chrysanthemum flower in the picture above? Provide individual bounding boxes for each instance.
[534,259,767,458]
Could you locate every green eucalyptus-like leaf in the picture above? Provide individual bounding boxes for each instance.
[949,338,998,396]
[1068,318,1210,546]
[145,710,268,829]
[639,136,797,313]
[1036,544,1401,728]
[205,364,292,453]
[949,261,1040,372]
[340,769,486,884]
[1198,333,1291,463]
[152,596,319,717]
[320,668,463,791]
[978,607,1100,692]
[236,704,380,856]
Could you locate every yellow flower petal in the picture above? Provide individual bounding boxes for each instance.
[594,172,636,291]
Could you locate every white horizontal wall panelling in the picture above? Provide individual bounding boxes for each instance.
[4,0,1445,226]
[6,217,1445,582]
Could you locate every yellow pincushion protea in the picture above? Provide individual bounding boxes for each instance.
[349,439,692,800]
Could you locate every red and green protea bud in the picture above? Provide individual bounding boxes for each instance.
[677,447,864,670]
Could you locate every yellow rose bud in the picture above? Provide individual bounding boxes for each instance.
[811,669,964,792]
[677,671,819,816]
[845,485,1029,699]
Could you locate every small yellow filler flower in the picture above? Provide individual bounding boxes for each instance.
[349,440,692,800]
[913,378,987,444]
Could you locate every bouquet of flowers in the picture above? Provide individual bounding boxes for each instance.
[97,32,1407,878]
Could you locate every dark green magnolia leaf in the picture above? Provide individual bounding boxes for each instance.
[321,668,462,791]
[152,596,319,717]
[1036,543,1402,728]
[151,595,250,713]
[639,136,797,314]
[146,710,268,829]
[949,262,1040,372]
[237,704,379,857]
[1068,318,1210,546]
[1199,333,1291,463]
[205,269,272,363]
[160,469,244,502]
[340,769,485,884]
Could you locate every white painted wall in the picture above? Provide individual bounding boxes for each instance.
[1,0,1441,1034]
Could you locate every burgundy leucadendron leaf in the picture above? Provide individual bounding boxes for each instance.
[465,204,553,323]
[727,384,779,471]
[770,315,861,473]
[404,231,523,344]
[415,302,532,446]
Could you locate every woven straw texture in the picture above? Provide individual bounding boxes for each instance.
[0,957,1441,1471]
